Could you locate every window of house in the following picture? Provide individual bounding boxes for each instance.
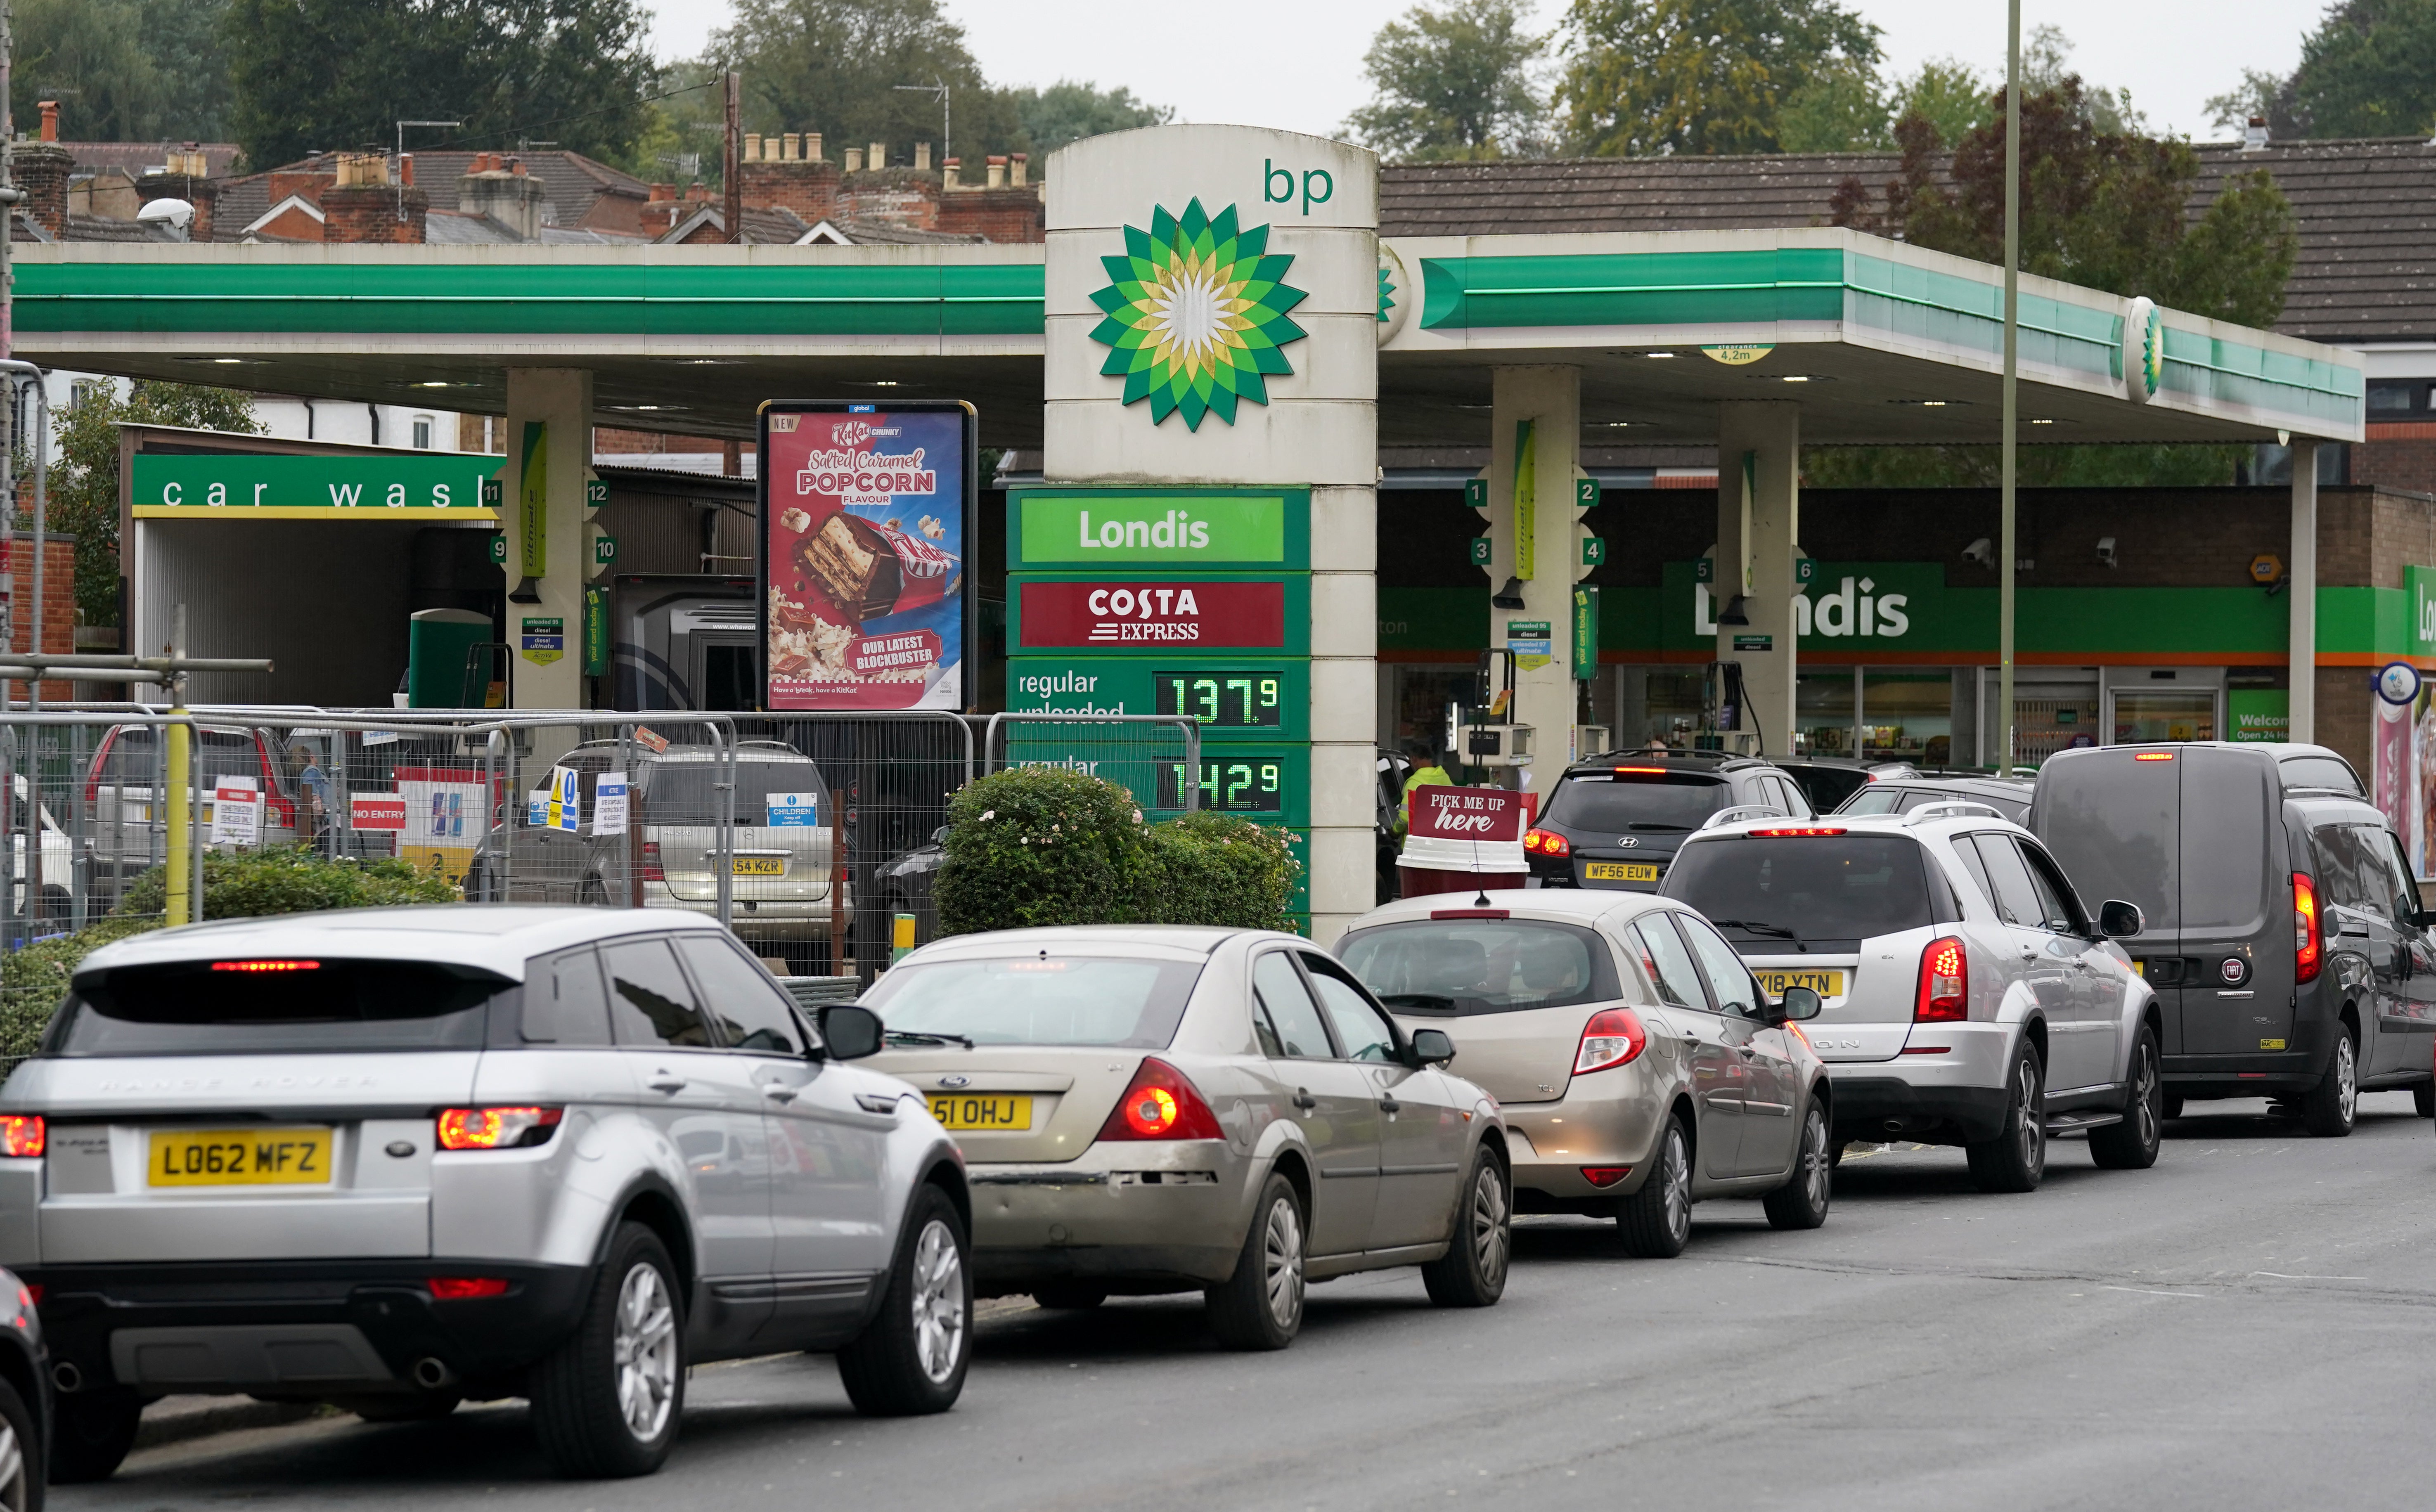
[412,415,433,450]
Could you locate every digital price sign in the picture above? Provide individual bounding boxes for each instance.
[1159,756,1287,814]
[1155,670,1283,728]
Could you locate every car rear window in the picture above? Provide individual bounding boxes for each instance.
[1660,834,1936,946]
[1786,767,1870,810]
[1337,919,1622,1015]
[859,956,1203,1047]
[2181,748,2272,934]
[2280,755,2362,796]
[644,760,824,822]
[46,958,511,1057]
[1545,771,1728,832]
[2036,752,2180,932]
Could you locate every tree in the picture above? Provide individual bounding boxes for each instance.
[50,383,261,629]
[1012,82,1172,159]
[17,0,166,142]
[708,0,1020,171]
[2209,0,2436,141]
[1891,59,1992,148]
[1832,77,2297,328]
[223,0,656,170]
[1553,0,1881,158]
[1343,0,1547,162]
[1777,57,1990,154]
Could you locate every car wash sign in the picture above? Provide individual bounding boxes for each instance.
[130,454,501,518]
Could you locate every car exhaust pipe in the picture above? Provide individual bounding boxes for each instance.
[51,1361,81,1393]
[411,1357,455,1390]
[1882,1119,1906,1134]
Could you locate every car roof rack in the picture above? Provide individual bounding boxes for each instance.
[1903,801,2006,825]
[1699,804,1788,830]
[1588,745,1735,764]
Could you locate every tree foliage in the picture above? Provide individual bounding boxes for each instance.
[1832,76,2297,328]
[223,0,657,169]
[52,383,262,630]
[2210,0,2436,140]
[1344,0,1548,163]
[709,0,1020,170]
[1012,82,1172,159]
[1553,0,1880,157]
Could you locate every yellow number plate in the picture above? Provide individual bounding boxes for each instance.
[149,1128,333,1187]
[732,857,786,876]
[1583,862,1661,882]
[926,1095,1032,1131]
[2133,960,2146,977]
[1754,969,1847,998]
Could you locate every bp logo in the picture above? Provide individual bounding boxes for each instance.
[2124,296,2165,403]
[1087,199,1307,431]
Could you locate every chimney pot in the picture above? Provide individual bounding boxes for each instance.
[1010,153,1027,188]
[649,182,671,202]
[806,132,823,162]
[845,147,864,173]
[784,133,801,161]
[400,153,414,187]
[508,156,526,177]
[2244,115,2271,150]
[745,133,762,161]
[942,156,961,188]
[869,142,885,171]
[38,101,58,142]
[986,155,1005,190]
[914,142,932,171]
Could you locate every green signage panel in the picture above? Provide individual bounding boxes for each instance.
[1572,586,1600,679]
[1007,573,1312,657]
[1007,658,1309,741]
[1009,487,1309,570]
[131,452,499,516]
[583,587,610,677]
[999,737,1311,827]
[2230,688,2290,742]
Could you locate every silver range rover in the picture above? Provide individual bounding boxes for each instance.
[0,908,972,1483]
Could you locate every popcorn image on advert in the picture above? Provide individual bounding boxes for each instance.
[779,506,812,534]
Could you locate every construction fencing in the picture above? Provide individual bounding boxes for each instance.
[0,704,1201,982]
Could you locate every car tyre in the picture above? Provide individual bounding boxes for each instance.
[1205,1172,1305,1350]
[1616,1115,1692,1259]
[1420,1144,1510,1308]
[2300,1026,2358,1138]
[528,1221,684,1479]
[1965,1043,2047,1193]
[0,1372,43,1510]
[838,1186,971,1416]
[2090,1028,2164,1170]
[1762,1099,1833,1230]
[1029,1284,1106,1311]
[47,1386,140,1485]
[2415,1081,2435,1119]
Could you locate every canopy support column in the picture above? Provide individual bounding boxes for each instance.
[1717,402,1800,756]
[2289,439,2318,744]
[502,366,595,710]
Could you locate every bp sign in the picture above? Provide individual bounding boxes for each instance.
[1087,199,1309,431]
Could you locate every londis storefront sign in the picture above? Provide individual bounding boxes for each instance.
[1009,487,1309,569]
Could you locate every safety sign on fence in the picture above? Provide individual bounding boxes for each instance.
[350,793,408,832]
[545,765,582,833]
[594,771,629,837]
[208,776,260,846]
[767,791,819,827]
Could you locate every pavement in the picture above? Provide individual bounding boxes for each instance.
[57,1092,2436,1512]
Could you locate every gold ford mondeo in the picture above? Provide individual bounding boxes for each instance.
[1337,890,1834,1257]
[859,925,1511,1350]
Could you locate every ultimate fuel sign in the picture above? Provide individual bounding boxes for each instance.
[131,454,500,518]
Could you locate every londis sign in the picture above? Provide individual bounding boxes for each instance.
[131,454,500,518]
[1009,487,1309,570]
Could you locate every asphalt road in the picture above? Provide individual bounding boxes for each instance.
[58,1093,2436,1512]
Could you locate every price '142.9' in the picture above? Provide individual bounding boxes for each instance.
[1158,759,1284,813]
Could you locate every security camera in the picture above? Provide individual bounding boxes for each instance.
[1961,537,1994,568]
[2096,536,2117,569]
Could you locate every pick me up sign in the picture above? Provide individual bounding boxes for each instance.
[1400,783,1529,876]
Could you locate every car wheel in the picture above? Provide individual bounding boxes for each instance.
[0,1373,40,1510]
[1420,1143,1511,1308]
[2301,1026,2358,1138]
[839,1185,971,1416]
[1205,1171,1305,1350]
[1762,1099,1833,1230]
[1030,1284,1106,1311]
[2415,1081,2435,1119]
[2090,1028,2164,1170]
[1965,1043,2047,1193]
[1616,1115,1692,1259]
[47,1385,140,1485]
[528,1221,684,1479]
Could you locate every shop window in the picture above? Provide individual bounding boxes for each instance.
[412,415,434,450]
[2112,689,2215,745]
[2368,382,2417,413]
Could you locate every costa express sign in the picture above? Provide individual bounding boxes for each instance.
[1012,578,1298,651]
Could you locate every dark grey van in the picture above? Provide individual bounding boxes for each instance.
[2034,741,2436,1135]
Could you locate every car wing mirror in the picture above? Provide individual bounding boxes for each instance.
[1407,1027,1456,1067]
[2097,899,2145,939]
[1774,985,1822,1023]
[816,1003,884,1061]
[2411,909,2436,930]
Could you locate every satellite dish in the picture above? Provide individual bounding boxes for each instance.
[136,198,196,239]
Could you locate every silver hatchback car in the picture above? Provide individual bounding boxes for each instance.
[0,907,970,1482]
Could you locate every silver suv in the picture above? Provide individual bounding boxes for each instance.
[1659,807,2162,1192]
[0,908,970,1481]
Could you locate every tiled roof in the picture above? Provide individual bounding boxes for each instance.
[59,142,244,179]
[2189,137,2436,346]
[208,148,652,242]
[651,204,819,245]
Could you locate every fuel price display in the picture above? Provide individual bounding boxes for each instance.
[1159,757,1286,814]
[1155,671,1283,727]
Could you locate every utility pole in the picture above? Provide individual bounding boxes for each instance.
[1,0,13,363]
[723,71,741,245]
[1998,0,2021,778]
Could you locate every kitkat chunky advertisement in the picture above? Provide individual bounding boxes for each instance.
[759,403,975,711]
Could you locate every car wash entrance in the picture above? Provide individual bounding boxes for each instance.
[120,428,504,705]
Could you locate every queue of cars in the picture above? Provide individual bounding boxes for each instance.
[0,736,2424,1496]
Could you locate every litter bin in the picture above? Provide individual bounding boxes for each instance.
[406,608,494,708]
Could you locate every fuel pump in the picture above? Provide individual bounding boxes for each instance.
[1455,647,1532,769]
[1702,660,1757,753]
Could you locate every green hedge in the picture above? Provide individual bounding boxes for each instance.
[935,767,1300,935]
[0,917,159,1061]
[116,845,460,920]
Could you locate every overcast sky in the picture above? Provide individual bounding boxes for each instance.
[644,0,2325,144]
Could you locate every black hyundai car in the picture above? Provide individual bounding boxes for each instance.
[1524,750,1811,892]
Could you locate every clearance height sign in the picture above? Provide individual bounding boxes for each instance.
[1006,486,1313,835]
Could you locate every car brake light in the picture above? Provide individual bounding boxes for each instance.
[638,839,665,883]
[211,960,321,973]
[1097,1058,1224,1141]
[2133,751,2176,761]
[2294,871,2322,983]
[1432,908,1508,920]
[1613,766,1668,775]
[1574,1008,1649,1074]
[427,1276,511,1300]
[1915,937,1967,1022]
[1523,827,1571,857]
[436,1107,563,1150]
[1750,827,1847,838]
[1580,1166,1632,1187]
[0,1115,43,1158]
[22,1284,40,1307]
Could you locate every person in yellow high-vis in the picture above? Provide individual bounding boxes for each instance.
[1398,739,1451,837]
